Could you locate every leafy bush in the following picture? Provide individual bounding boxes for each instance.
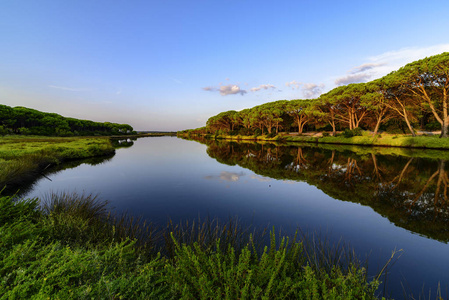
[322,132,330,137]
[266,132,278,138]
[343,128,363,138]
[238,128,253,136]
[425,122,440,131]
[165,231,380,299]
[0,193,388,299]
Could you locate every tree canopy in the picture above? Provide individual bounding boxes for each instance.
[183,52,449,137]
[0,105,135,136]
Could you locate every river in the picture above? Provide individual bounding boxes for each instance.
[22,136,449,299]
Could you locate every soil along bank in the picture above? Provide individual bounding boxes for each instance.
[0,136,115,194]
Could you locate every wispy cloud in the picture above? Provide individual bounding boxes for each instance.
[286,80,324,98]
[334,44,449,86]
[170,77,183,84]
[48,85,91,92]
[220,85,247,96]
[302,83,325,98]
[368,44,449,67]
[335,73,373,86]
[285,80,301,90]
[204,171,246,182]
[349,63,385,74]
[202,86,216,92]
[250,84,276,92]
[250,174,271,182]
[203,84,247,96]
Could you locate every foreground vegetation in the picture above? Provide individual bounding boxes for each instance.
[0,136,115,194]
[181,52,449,139]
[0,193,388,299]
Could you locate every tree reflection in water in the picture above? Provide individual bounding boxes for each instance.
[186,136,449,243]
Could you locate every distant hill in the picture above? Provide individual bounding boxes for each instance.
[0,104,135,137]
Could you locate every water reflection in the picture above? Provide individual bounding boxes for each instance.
[189,137,449,243]
[8,154,115,197]
[204,171,246,182]
[110,137,136,148]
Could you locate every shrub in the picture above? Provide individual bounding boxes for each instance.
[0,193,390,299]
[322,132,330,137]
[343,128,363,138]
[238,128,253,136]
[425,122,440,131]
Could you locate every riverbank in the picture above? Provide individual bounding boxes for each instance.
[179,131,449,150]
[0,136,115,193]
[0,193,386,299]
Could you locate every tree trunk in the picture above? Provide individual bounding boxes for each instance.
[328,120,336,136]
[440,90,448,138]
[440,120,447,138]
[373,117,382,135]
[403,107,416,137]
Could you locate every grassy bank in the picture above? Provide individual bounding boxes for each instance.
[0,193,388,299]
[0,136,115,193]
[284,133,449,150]
[179,132,449,150]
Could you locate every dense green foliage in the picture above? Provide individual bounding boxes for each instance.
[0,194,386,299]
[181,52,449,138]
[0,104,135,136]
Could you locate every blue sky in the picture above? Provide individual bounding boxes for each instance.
[1,0,449,131]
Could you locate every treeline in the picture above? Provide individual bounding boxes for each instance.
[181,52,449,138]
[0,105,135,136]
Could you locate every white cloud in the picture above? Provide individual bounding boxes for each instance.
[219,84,247,96]
[349,63,385,74]
[335,73,373,86]
[368,44,449,68]
[250,84,276,92]
[285,80,324,98]
[203,84,247,96]
[334,44,449,86]
[202,86,216,92]
[285,80,302,90]
[302,83,325,98]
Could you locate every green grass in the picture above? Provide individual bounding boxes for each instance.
[0,193,391,299]
[285,132,449,150]
[185,132,449,151]
[0,136,115,193]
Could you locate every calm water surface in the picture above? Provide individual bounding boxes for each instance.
[23,136,449,298]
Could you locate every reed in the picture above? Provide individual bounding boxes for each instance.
[162,217,268,259]
[0,192,395,299]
